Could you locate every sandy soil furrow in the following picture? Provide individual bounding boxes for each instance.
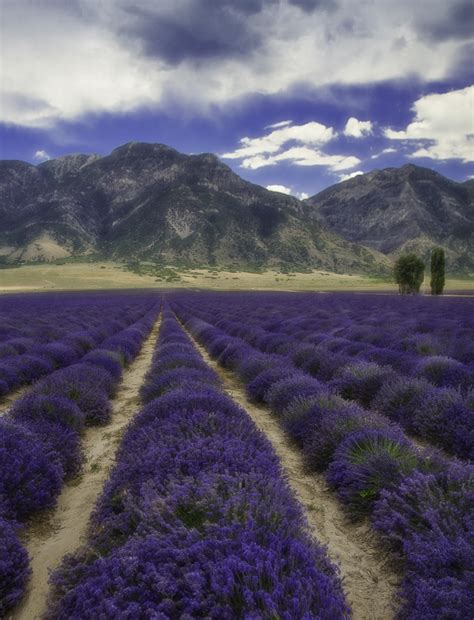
[184,325,400,620]
[0,386,29,416]
[11,315,161,620]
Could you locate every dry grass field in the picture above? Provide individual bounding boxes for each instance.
[0,261,472,294]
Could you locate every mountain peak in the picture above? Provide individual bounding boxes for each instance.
[0,141,388,274]
[109,141,180,158]
[306,164,474,271]
[38,153,100,177]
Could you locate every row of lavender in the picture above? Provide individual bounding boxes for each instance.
[0,292,158,399]
[216,296,474,392]
[46,308,350,618]
[190,292,474,364]
[0,298,160,616]
[171,297,473,619]
[173,293,473,459]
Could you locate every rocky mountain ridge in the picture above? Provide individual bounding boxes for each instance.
[306,164,474,272]
[0,142,387,274]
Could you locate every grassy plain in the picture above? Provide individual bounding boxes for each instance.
[0,262,472,294]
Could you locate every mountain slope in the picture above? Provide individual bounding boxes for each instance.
[0,142,388,274]
[306,164,474,272]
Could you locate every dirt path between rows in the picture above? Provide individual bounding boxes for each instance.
[184,325,400,620]
[11,315,161,620]
[0,386,29,416]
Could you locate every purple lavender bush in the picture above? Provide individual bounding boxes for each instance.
[411,388,473,459]
[373,466,474,618]
[265,375,324,416]
[12,394,86,431]
[32,365,112,425]
[140,367,220,403]
[372,377,431,432]
[0,421,63,520]
[331,361,397,408]
[415,356,473,391]
[0,517,30,616]
[326,430,432,518]
[246,366,300,403]
[82,349,123,382]
[48,312,350,618]
[301,402,393,472]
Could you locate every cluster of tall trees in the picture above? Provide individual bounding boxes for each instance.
[394,248,445,295]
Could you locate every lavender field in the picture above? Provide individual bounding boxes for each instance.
[1,291,472,619]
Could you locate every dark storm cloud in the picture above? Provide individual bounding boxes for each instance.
[417,0,474,42]
[449,42,474,80]
[118,0,277,65]
[288,0,337,13]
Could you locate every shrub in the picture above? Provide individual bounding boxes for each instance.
[0,363,22,390]
[373,377,431,431]
[302,404,391,472]
[411,388,473,458]
[217,341,252,370]
[12,355,55,383]
[402,333,442,357]
[50,530,348,619]
[326,430,426,517]
[331,361,397,408]
[0,421,63,520]
[11,394,86,432]
[373,467,474,618]
[4,338,33,354]
[50,383,349,619]
[415,356,472,390]
[82,349,123,382]
[140,368,220,403]
[265,376,324,416]
[237,354,284,383]
[207,336,236,359]
[0,380,9,398]
[33,368,112,426]
[151,353,210,375]
[246,367,299,403]
[300,349,349,381]
[0,518,30,616]
[23,419,83,478]
[0,344,17,358]
[280,391,343,446]
[35,342,78,368]
[366,348,416,374]
[63,331,97,355]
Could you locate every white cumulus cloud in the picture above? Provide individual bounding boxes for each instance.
[266,184,292,194]
[371,147,397,159]
[33,149,51,162]
[296,191,309,200]
[222,121,336,161]
[265,185,310,200]
[265,120,293,129]
[223,121,360,171]
[339,170,364,181]
[344,117,373,138]
[384,86,474,162]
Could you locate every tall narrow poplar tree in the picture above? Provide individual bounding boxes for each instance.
[430,247,445,295]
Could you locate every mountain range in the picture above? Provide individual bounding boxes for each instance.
[1,142,472,274]
[306,164,474,272]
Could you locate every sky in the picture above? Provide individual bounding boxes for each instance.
[0,0,473,197]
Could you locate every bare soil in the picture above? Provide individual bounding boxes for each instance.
[0,386,28,416]
[11,316,161,620]
[186,327,401,620]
